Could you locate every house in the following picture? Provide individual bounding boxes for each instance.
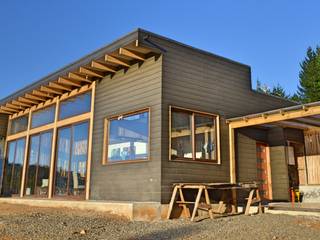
[0,29,319,219]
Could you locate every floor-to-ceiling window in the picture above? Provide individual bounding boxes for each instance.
[54,121,89,198]
[2,138,26,196]
[25,131,52,197]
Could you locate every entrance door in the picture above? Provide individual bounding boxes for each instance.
[256,143,272,200]
[54,121,89,198]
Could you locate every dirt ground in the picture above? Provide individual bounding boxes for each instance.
[0,203,319,240]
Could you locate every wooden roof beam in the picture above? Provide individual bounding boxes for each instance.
[40,86,64,95]
[32,90,55,99]
[0,106,18,113]
[58,77,82,87]
[12,100,32,108]
[79,67,105,78]
[0,109,12,114]
[6,103,24,110]
[18,96,39,105]
[119,48,146,61]
[49,82,73,91]
[25,93,47,101]
[68,72,93,83]
[91,61,117,73]
[104,55,131,67]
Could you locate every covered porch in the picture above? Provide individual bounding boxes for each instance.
[227,102,320,203]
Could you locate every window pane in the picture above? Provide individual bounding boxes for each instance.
[55,127,71,196]
[59,92,91,120]
[10,116,28,135]
[31,105,55,128]
[195,115,216,160]
[37,132,52,196]
[2,141,16,195]
[108,111,149,162]
[171,110,193,159]
[25,132,52,197]
[25,135,40,196]
[11,138,26,195]
[3,138,26,196]
[69,122,88,197]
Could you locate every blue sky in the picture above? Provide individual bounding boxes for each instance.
[0,1,319,98]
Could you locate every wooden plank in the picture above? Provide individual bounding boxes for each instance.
[25,93,47,101]
[91,61,117,73]
[49,82,73,91]
[6,103,23,110]
[12,100,32,108]
[85,81,96,200]
[68,72,93,83]
[40,86,64,95]
[104,54,131,67]
[119,48,146,61]
[79,67,104,78]
[166,185,178,219]
[229,126,236,183]
[0,106,18,113]
[191,187,203,222]
[32,90,55,99]
[58,77,82,87]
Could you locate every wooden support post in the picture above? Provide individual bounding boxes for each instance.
[178,187,190,218]
[20,110,32,197]
[85,82,96,200]
[167,185,179,219]
[48,98,59,198]
[245,189,255,215]
[229,125,236,183]
[204,188,213,219]
[191,187,203,222]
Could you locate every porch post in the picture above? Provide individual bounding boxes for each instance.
[229,125,236,183]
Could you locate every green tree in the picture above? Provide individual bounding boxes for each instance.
[271,83,290,99]
[297,46,320,103]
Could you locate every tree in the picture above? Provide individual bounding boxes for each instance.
[256,79,270,94]
[271,83,290,99]
[297,46,320,103]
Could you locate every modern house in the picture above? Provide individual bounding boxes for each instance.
[0,29,319,219]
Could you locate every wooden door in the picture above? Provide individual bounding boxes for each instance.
[256,143,272,200]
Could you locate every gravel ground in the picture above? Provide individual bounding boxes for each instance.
[0,203,319,240]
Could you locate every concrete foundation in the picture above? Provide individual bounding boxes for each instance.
[0,198,163,221]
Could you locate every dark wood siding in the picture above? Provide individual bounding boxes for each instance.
[0,114,8,138]
[141,34,294,203]
[90,56,162,202]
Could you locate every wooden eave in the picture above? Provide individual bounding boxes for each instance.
[227,102,320,131]
[0,39,160,116]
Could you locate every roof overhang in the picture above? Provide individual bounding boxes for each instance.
[227,101,320,131]
[0,37,160,117]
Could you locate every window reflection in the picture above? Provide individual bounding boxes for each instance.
[31,105,55,128]
[2,138,26,196]
[171,110,192,159]
[59,92,91,120]
[195,115,216,160]
[107,111,149,162]
[25,132,52,197]
[10,116,28,135]
[55,122,88,198]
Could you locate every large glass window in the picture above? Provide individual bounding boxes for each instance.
[10,115,28,135]
[31,105,55,128]
[170,107,219,163]
[54,122,88,198]
[25,131,52,197]
[59,92,91,120]
[2,138,26,196]
[105,109,149,163]
[170,110,193,159]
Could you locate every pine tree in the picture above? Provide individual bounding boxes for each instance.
[297,46,320,103]
[271,83,290,99]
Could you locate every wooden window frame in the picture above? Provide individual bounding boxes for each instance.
[102,107,151,165]
[169,105,221,164]
[30,104,56,129]
[3,82,96,200]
